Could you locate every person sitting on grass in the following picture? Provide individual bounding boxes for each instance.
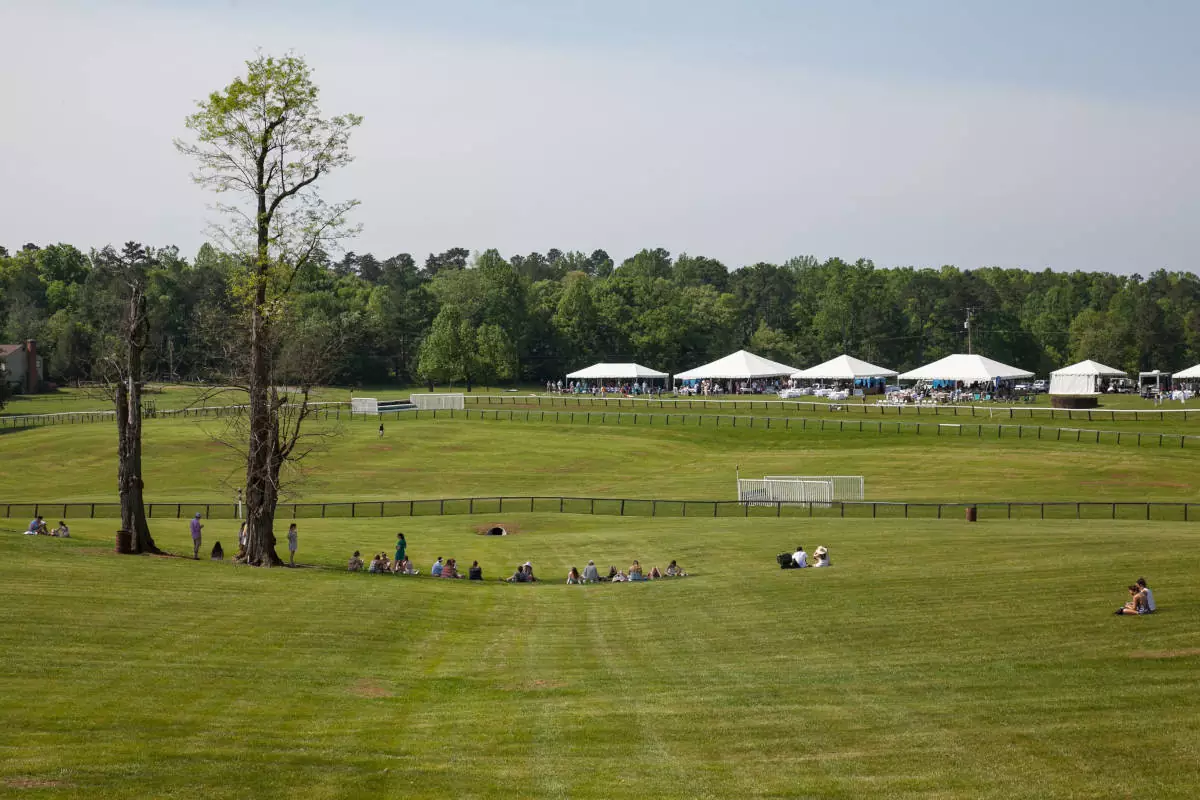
[1137,577,1156,612]
[523,562,538,582]
[507,564,529,583]
[606,565,618,582]
[1115,584,1149,615]
[792,546,809,568]
[611,570,628,583]
[442,558,460,579]
[583,561,600,583]
[813,546,831,567]
[648,566,662,579]
[431,557,444,577]
[567,566,581,585]
[628,560,644,581]
[378,553,391,573]
[665,560,687,577]
[399,557,418,575]
[367,553,382,573]
[26,516,47,536]
[54,520,70,538]
[469,560,483,580]
[348,551,364,572]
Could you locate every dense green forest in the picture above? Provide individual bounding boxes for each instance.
[2,241,1198,387]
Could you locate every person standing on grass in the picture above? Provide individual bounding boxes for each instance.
[190,513,203,559]
[287,523,298,566]
[378,421,384,438]
[394,532,406,564]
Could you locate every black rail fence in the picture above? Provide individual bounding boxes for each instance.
[4,498,1198,523]
[389,407,1199,448]
[0,402,349,431]
[466,393,1199,423]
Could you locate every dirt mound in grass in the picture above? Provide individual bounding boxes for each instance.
[474,522,520,536]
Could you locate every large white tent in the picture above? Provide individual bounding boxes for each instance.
[675,350,799,381]
[898,353,1033,383]
[565,362,668,380]
[792,354,897,380]
[1049,359,1127,395]
[1175,363,1200,380]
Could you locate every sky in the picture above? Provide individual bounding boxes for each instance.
[0,0,1198,273]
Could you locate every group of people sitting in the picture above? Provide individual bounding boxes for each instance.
[566,559,689,583]
[345,550,689,585]
[349,550,421,576]
[1115,577,1156,616]
[23,516,69,538]
[779,545,831,569]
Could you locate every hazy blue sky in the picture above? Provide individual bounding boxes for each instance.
[1,0,1197,272]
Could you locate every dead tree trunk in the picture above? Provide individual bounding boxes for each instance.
[115,284,160,555]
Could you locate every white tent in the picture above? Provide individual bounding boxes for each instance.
[1175,363,1200,380]
[565,362,668,380]
[675,350,800,381]
[1049,359,1127,395]
[898,353,1033,383]
[793,354,897,380]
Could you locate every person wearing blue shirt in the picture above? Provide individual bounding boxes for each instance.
[431,557,443,577]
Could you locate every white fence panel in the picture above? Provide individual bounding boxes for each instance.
[411,393,466,411]
[765,475,864,501]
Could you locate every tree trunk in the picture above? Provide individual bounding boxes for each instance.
[115,312,160,555]
[241,302,284,566]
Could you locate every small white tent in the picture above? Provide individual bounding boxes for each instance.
[793,354,897,380]
[898,353,1033,383]
[565,362,668,380]
[1049,359,1127,395]
[675,350,799,381]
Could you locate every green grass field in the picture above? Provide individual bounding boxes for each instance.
[2,398,1199,798]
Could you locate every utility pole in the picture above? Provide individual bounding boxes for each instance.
[964,308,976,354]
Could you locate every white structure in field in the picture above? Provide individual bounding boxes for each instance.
[351,397,379,415]
[898,353,1033,383]
[411,393,465,410]
[1049,359,1127,395]
[765,475,865,501]
[738,478,833,506]
[565,362,668,381]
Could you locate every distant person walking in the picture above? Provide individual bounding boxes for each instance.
[378,422,384,438]
[190,513,203,559]
[287,523,298,566]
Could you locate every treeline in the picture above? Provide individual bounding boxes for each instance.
[2,241,1199,386]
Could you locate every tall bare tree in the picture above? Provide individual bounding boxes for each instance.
[95,243,162,554]
[175,54,361,566]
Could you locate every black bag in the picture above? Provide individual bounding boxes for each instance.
[776,552,794,569]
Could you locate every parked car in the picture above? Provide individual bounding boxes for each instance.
[1033,379,1048,392]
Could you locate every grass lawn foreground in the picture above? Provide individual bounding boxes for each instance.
[2,403,1200,798]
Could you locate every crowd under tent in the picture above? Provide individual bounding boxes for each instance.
[674,350,800,382]
[1049,359,1127,395]
[565,362,668,381]
[898,353,1034,384]
[792,354,898,381]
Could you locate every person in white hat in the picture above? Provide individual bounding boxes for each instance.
[813,546,831,568]
[190,513,203,560]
